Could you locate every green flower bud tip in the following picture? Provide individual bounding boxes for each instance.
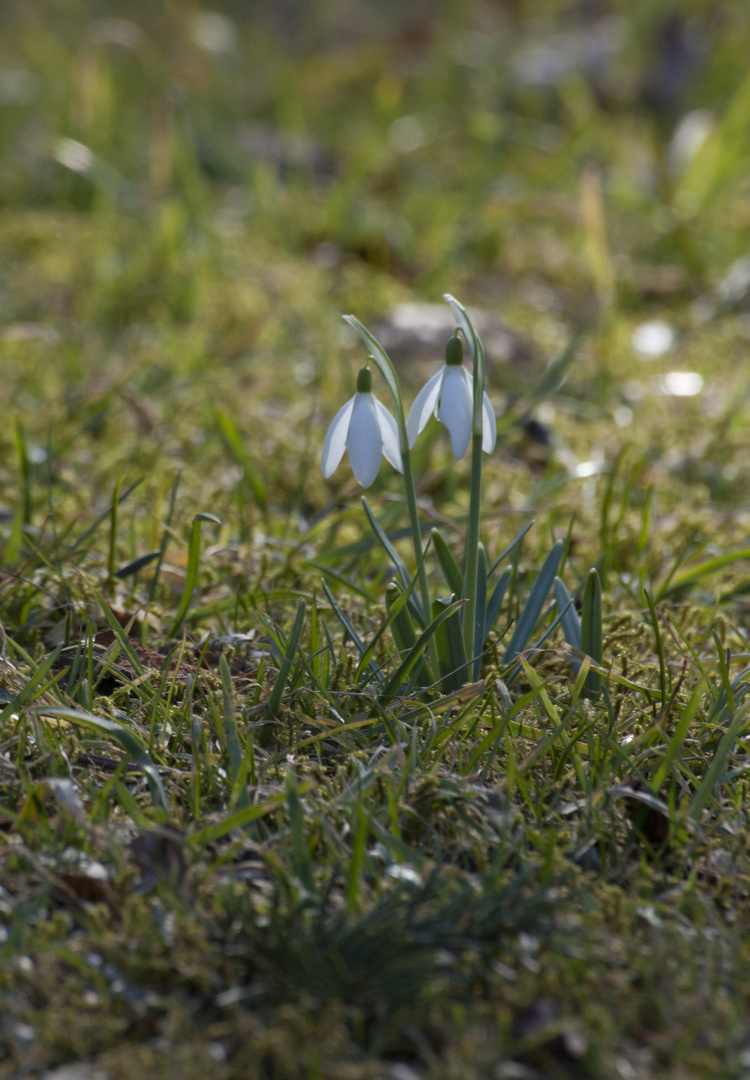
[444,333,463,366]
[356,365,373,393]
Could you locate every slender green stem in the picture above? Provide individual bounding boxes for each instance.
[342,315,439,676]
[444,296,487,669]
[462,430,483,660]
[402,446,439,674]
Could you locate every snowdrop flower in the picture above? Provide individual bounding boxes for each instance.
[406,334,496,460]
[321,366,403,488]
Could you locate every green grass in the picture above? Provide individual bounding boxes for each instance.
[4,1,750,1077]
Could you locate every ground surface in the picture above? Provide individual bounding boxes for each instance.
[3,2,750,1077]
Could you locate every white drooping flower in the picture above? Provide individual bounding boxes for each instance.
[321,366,403,488]
[406,334,496,460]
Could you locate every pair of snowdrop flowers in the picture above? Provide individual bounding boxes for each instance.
[321,334,497,487]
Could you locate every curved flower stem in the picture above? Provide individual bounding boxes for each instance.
[343,314,438,675]
[443,295,486,671]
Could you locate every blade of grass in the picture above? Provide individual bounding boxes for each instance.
[580,569,603,698]
[286,768,314,891]
[0,645,64,725]
[660,546,750,599]
[219,653,249,808]
[689,704,750,821]
[66,476,144,559]
[473,543,487,680]
[362,496,424,627]
[167,513,221,639]
[35,706,168,816]
[261,601,307,744]
[191,786,311,846]
[114,550,161,580]
[321,580,368,657]
[643,589,667,713]
[347,806,368,913]
[487,521,535,579]
[216,407,269,517]
[651,679,706,793]
[148,468,182,604]
[108,474,125,581]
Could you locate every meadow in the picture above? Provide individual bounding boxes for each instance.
[3,1,750,1076]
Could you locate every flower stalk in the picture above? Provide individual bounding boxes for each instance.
[342,315,439,675]
[442,294,488,662]
[322,302,497,690]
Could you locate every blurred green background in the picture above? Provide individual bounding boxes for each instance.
[2,0,750,555]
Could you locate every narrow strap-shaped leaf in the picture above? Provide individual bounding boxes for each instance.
[432,596,469,693]
[504,599,577,687]
[432,528,463,595]
[381,598,464,700]
[554,576,581,653]
[554,575,582,683]
[484,566,512,643]
[502,540,563,663]
[385,583,433,688]
[444,296,486,661]
[354,570,420,684]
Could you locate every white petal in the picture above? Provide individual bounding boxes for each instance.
[321,396,355,478]
[437,364,472,460]
[482,391,497,454]
[375,398,403,473]
[347,393,382,487]
[406,369,443,447]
